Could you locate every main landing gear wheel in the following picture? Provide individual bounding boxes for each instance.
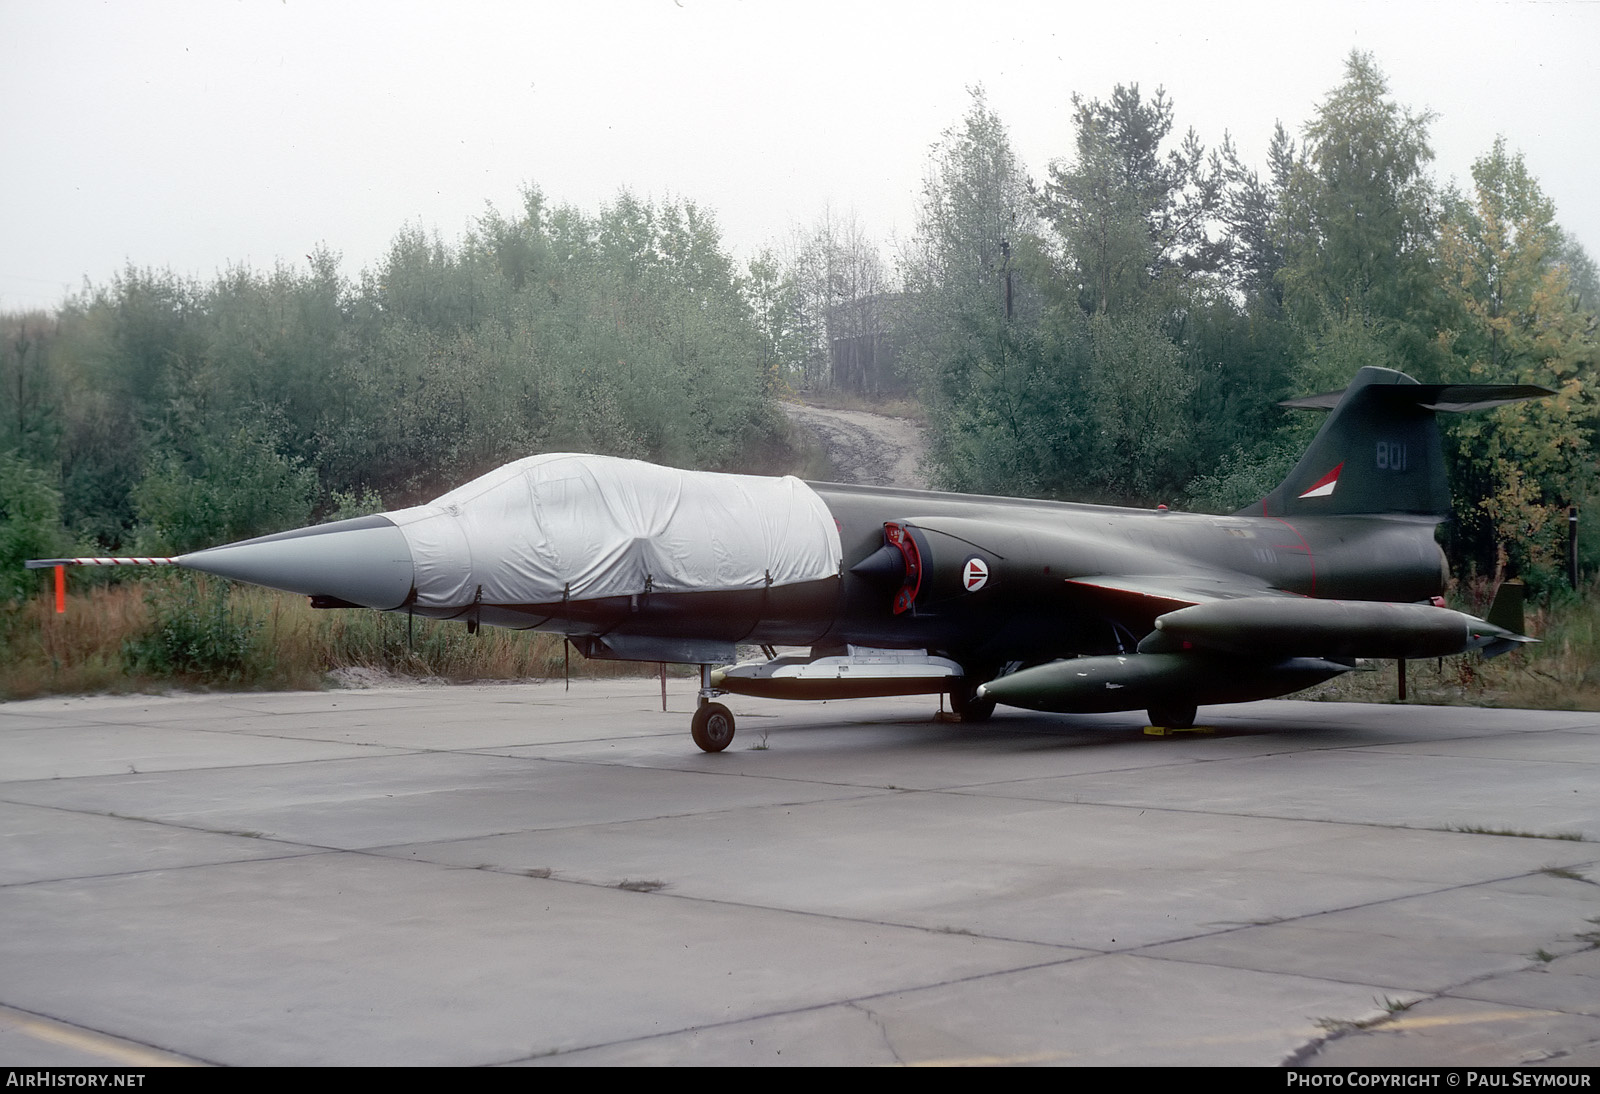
[1147,702,1197,729]
[691,702,736,752]
[949,679,997,724]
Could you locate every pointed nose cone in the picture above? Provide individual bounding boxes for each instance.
[177,514,415,609]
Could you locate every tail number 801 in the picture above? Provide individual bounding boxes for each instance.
[1376,441,1408,471]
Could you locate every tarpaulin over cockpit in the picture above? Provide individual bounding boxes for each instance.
[384,454,843,608]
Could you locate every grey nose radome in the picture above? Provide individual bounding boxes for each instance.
[176,514,415,610]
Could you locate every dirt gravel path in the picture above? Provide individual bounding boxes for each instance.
[782,402,929,489]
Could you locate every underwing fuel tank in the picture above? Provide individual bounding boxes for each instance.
[977,653,1352,714]
[712,646,962,701]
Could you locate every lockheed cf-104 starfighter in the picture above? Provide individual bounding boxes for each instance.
[30,366,1545,751]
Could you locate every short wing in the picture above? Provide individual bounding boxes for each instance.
[1063,572,1281,609]
[1060,572,1290,637]
[1280,383,1553,413]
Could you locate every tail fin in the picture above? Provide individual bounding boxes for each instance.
[1485,580,1526,635]
[1242,367,1551,519]
[1483,580,1534,659]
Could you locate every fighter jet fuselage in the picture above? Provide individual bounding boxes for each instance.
[506,486,1449,662]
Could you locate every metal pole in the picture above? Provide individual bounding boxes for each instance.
[1397,658,1407,702]
[1569,506,1579,590]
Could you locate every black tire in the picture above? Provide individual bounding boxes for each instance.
[691,702,736,752]
[1147,702,1197,729]
[949,679,997,723]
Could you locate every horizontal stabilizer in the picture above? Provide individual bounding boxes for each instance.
[1250,367,1554,519]
[1280,383,1552,413]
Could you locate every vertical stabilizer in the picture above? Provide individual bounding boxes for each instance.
[1486,580,1527,635]
[1243,367,1551,519]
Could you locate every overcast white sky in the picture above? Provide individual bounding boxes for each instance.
[2,0,1596,313]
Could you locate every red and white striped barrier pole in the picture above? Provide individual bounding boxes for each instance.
[23,557,178,616]
[26,557,177,568]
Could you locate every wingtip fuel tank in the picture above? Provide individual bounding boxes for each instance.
[1139,597,1528,661]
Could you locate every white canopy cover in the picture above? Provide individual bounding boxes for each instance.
[383,454,843,608]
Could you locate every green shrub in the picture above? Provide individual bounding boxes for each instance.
[0,451,70,602]
[122,576,261,683]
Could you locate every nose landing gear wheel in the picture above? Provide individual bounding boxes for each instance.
[691,702,736,752]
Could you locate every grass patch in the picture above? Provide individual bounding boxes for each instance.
[616,879,665,892]
[1315,997,1416,1033]
[1448,825,1586,841]
[1,571,656,700]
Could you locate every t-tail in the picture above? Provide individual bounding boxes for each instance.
[1243,366,1552,519]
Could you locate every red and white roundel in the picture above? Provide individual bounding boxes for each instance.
[963,557,989,592]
